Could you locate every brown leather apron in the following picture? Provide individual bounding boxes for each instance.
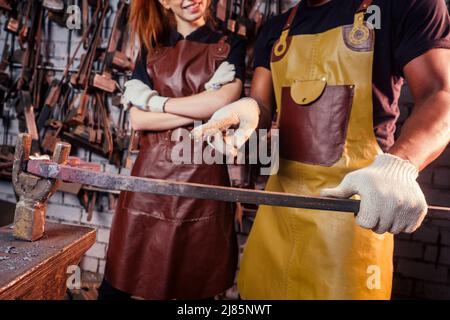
[105,37,238,300]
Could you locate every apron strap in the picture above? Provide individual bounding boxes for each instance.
[282,2,300,31]
[283,0,373,33]
[353,0,374,29]
[357,0,373,13]
[218,35,228,44]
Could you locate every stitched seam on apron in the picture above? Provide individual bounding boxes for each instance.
[308,36,320,80]
[126,208,232,223]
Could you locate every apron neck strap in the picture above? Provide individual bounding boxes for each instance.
[218,35,228,44]
[357,0,373,13]
[279,0,373,38]
[282,3,300,31]
[353,0,373,28]
[282,0,372,32]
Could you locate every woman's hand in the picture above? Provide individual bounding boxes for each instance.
[121,79,158,111]
[121,79,169,113]
[204,62,236,91]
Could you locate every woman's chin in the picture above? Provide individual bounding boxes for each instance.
[182,13,206,23]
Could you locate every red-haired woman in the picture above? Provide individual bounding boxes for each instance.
[98,0,247,300]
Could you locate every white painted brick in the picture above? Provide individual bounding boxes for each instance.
[85,242,106,259]
[74,148,89,160]
[53,41,76,62]
[80,256,98,273]
[119,167,131,176]
[8,119,19,133]
[104,164,119,174]
[63,193,82,207]
[46,204,82,224]
[49,26,70,42]
[0,181,14,196]
[48,191,64,205]
[80,210,113,228]
[60,220,83,227]
[98,260,106,275]
[9,134,18,146]
[89,153,109,164]
[97,228,111,244]
[0,194,17,203]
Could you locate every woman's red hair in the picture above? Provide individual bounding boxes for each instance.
[129,0,214,53]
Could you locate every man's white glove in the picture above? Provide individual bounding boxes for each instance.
[191,98,260,157]
[121,79,169,113]
[320,154,428,234]
[204,61,236,91]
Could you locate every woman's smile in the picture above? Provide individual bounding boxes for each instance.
[181,1,203,14]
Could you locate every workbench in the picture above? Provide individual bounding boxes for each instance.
[0,222,95,300]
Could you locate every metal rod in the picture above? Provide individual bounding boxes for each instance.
[27,160,361,213]
[26,160,450,215]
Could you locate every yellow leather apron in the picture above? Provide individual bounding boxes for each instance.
[238,0,394,300]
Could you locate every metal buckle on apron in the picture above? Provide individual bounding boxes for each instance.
[273,30,289,57]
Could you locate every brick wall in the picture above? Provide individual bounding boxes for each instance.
[391,85,450,299]
[0,1,127,277]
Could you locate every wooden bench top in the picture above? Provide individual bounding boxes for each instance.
[0,221,96,300]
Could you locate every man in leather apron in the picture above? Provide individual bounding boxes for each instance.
[225,0,450,299]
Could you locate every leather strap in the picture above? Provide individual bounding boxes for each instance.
[357,0,373,12]
[283,0,372,32]
[282,2,300,31]
[218,35,228,44]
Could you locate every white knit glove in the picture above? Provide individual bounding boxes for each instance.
[121,79,168,113]
[191,98,260,157]
[204,61,236,91]
[320,154,428,234]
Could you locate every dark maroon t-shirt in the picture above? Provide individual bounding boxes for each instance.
[254,0,450,151]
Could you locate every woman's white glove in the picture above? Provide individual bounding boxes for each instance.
[204,61,236,91]
[191,98,260,157]
[121,79,169,113]
[320,154,428,234]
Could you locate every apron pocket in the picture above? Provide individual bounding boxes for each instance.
[279,82,354,166]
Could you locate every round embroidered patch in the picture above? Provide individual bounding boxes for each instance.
[349,25,370,45]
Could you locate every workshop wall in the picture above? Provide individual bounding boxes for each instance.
[0,1,449,299]
[391,86,450,300]
[0,0,129,277]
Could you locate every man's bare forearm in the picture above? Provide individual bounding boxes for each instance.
[250,67,276,131]
[389,90,450,171]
